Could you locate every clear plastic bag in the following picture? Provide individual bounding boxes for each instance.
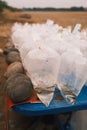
[57,51,87,104]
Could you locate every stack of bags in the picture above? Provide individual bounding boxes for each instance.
[4,20,87,106]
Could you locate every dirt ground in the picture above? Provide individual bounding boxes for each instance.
[0,9,87,130]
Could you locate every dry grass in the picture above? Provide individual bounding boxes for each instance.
[25,11,87,28]
[0,9,87,37]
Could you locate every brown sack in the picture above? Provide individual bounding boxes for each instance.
[5,51,21,64]
[4,73,33,103]
[4,61,24,79]
[3,48,19,55]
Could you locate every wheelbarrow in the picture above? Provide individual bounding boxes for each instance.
[5,85,87,130]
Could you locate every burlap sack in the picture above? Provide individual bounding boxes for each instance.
[4,73,33,103]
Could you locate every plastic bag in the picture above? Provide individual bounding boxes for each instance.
[23,44,60,106]
[57,51,87,104]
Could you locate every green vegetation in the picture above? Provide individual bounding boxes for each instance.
[22,6,87,12]
[0,0,7,12]
[0,0,16,12]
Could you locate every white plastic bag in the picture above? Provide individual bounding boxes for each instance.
[23,44,60,106]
